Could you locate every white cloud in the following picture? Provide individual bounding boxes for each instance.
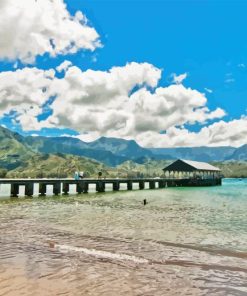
[171,72,187,84]
[0,67,54,114]
[204,87,213,93]
[0,62,162,131]
[0,1,241,149]
[0,0,100,63]
[56,60,72,72]
[0,61,229,147]
[137,117,247,148]
[0,67,56,130]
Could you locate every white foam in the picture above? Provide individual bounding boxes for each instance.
[55,244,149,264]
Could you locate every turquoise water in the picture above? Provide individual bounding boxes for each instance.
[0,179,246,295]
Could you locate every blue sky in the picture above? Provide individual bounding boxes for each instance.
[0,0,246,147]
[63,0,247,119]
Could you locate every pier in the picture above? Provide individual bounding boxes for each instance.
[0,177,222,198]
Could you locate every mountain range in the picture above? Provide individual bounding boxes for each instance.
[0,126,247,172]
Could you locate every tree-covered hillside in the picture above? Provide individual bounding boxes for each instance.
[0,125,247,178]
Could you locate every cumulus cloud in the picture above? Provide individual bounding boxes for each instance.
[0,0,100,63]
[0,67,54,114]
[0,2,240,148]
[56,60,72,72]
[0,61,230,147]
[0,67,56,130]
[171,72,187,84]
[137,117,247,148]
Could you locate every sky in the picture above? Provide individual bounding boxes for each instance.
[0,0,247,147]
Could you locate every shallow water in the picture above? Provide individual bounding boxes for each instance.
[0,179,246,295]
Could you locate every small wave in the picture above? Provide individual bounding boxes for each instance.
[53,243,149,264]
[50,242,247,273]
[149,239,247,259]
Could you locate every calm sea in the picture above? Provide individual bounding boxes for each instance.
[0,179,246,296]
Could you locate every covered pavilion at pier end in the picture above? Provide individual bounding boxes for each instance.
[163,159,221,180]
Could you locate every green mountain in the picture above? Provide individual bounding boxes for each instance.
[150,146,236,162]
[1,125,247,179]
[25,135,128,166]
[0,126,34,170]
[87,136,153,158]
[226,144,247,161]
[6,153,110,179]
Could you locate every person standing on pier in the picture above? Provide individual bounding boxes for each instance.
[74,171,79,180]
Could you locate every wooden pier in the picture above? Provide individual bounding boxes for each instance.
[0,177,222,198]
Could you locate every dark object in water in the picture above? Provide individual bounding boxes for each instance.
[48,241,55,248]
[143,199,147,205]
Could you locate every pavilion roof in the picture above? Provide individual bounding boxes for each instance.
[163,159,221,172]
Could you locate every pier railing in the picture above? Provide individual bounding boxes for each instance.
[0,177,222,198]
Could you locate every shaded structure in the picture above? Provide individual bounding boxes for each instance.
[163,159,222,186]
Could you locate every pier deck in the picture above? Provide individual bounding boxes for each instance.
[0,177,222,198]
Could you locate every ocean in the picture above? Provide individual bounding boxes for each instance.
[0,179,246,295]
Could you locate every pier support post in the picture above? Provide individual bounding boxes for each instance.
[84,182,89,193]
[96,181,105,192]
[39,183,46,196]
[113,181,120,191]
[53,182,61,196]
[62,183,69,195]
[158,181,165,189]
[149,181,155,189]
[25,183,34,197]
[83,182,89,193]
[127,181,133,190]
[76,182,89,194]
[11,183,19,198]
[76,182,83,194]
[139,181,145,190]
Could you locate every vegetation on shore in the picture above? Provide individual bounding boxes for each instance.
[1,154,247,178]
[214,161,247,178]
[0,125,246,179]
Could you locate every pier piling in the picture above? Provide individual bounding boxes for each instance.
[149,181,155,189]
[76,182,83,194]
[127,181,133,190]
[96,181,105,193]
[158,181,165,189]
[0,177,222,199]
[83,182,89,193]
[25,183,34,197]
[11,183,19,198]
[139,181,145,190]
[113,181,120,191]
[39,183,46,196]
[53,182,61,195]
[62,183,69,195]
